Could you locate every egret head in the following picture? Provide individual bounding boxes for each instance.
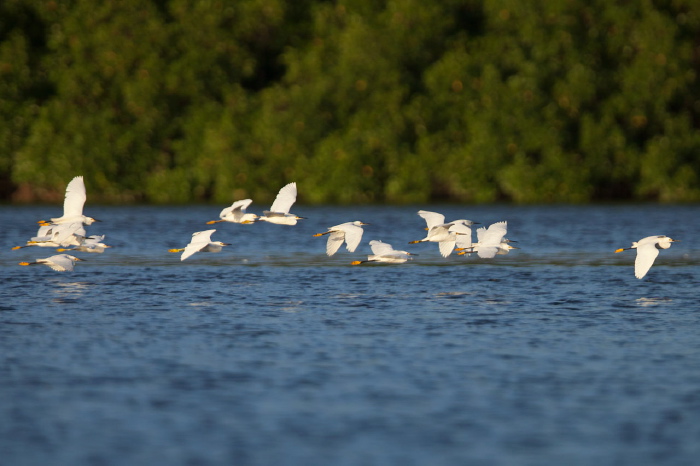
[657,236,678,250]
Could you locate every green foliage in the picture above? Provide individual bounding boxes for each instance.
[1,0,699,203]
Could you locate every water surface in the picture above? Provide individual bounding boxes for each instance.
[1,204,699,465]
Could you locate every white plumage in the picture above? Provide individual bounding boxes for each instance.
[314,221,368,256]
[257,183,304,225]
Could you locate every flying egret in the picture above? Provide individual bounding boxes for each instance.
[18,254,84,272]
[206,199,258,225]
[12,222,86,250]
[313,221,369,256]
[169,229,231,261]
[257,182,305,225]
[615,235,678,279]
[351,240,416,265]
[458,221,513,258]
[57,235,111,253]
[38,176,99,225]
[409,210,472,258]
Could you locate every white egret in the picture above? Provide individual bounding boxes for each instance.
[206,199,258,225]
[257,182,305,225]
[409,210,455,257]
[58,235,111,253]
[458,221,512,258]
[351,240,416,265]
[615,235,678,279]
[313,221,369,256]
[169,229,230,261]
[19,254,84,272]
[39,176,99,225]
[12,222,86,250]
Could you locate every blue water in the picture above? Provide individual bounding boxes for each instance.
[1,204,699,466]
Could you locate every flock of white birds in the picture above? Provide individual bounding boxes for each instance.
[13,176,678,279]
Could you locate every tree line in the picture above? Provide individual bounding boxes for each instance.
[1,0,699,204]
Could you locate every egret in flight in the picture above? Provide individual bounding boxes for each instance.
[409,210,476,258]
[351,240,416,265]
[58,235,111,253]
[12,222,86,250]
[169,229,231,261]
[257,182,305,225]
[19,254,84,272]
[458,221,515,258]
[615,235,678,279]
[206,199,258,225]
[313,221,369,256]
[38,176,99,226]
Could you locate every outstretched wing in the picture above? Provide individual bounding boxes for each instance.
[182,230,215,261]
[369,240,395,255]
[269,182,297,214]
[44,254,74,272]
[220,199,253,221]
[63,176,87,218]
[342,224,364,253]
[635,243,660,279]
[418,210,445,230]
[326,231,345,256]
[480,221,507,247]
[438,240,456,258]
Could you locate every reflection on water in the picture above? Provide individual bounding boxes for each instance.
[635,297,673,307]
[53,281,92,295]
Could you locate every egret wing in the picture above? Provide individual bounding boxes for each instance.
[269,182,297,214]
[51,222,85,246]
[477,246,499,259]
[418,210,445,230]
[221,199,253,221]
[63,176,87,218]
[181,230,215,261]
[44,254,74,272]
[326,231,345,256]
[342,224,364,253]
[369,240,395,255]
[438,239,456,258]
[634,243,660,279]
[480,221,507,247]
